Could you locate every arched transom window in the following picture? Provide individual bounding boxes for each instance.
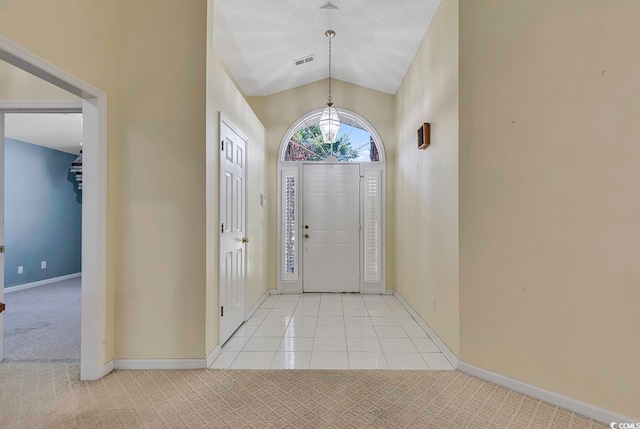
[280,109,384,163]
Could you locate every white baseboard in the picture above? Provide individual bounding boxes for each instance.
[103,360,114,376]
[269,289,278,294]
[206,346,221,368]
[393,290,459,369]
[5,273,81,293]
[113,359,206,370]
[247,289,274,319]
[458,362,631,425]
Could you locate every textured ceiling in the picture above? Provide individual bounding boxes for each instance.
[5,113,82,154]
[213,0,442,96]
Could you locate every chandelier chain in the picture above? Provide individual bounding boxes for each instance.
[328,33,332,104]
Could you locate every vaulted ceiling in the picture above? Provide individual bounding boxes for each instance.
[213,0,442,96]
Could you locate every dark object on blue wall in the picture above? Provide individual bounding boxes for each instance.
[4,138,82,288]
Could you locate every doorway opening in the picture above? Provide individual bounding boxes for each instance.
[277,108,386,294]
[0,35,108,380]
[2,112,82,361]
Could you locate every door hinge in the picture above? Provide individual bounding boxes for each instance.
[221,306,224,317]
[0,245,4,254]
[221,140,224,151]
[221,223,224,233]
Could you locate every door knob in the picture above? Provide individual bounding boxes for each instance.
[242,237,249,243]
[304,234,309,238]
[304,225,309,229]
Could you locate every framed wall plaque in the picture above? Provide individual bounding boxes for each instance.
[418,123,430,150]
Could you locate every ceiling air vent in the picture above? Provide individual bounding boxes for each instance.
[294,55,315,66]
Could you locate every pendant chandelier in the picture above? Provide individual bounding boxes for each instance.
[318,29,340,145]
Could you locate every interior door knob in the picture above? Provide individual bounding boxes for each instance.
[242,237,249,243]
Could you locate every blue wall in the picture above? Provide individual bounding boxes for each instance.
[4,138,81,288]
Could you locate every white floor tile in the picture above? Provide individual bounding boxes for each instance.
[268,308,295,317]
[384,353,428,370]
[252,309,271,317]
[411,338,439,353]
[404,326,430,338]
[344,317,372,327]
[312,337,347,352]
[398,318,420,329]
[367,309,396,317]
[289,316,317,326]
[261,316,292,326]
[285,325,317,337]
[346,337,382,352]
[421,353,453,370]
[298,299,320,309]
[346,326,378,338]
[343,308,369,317]
[242,337,282,352]
[272,301,298,309]
[348,352,388,369]
[209,351,239,369]
[319,303,342,311]
[315,326,346,338]
[245,316,264,326]
[320,294,342,303]
[253,325,288,337]
[230,352,276,369]
[374,326,408,338]
[293,308,319,317]
[232,325,258,337]
[278,337,314,352]
[391,308,411,318]
[278,294,301,302]
[270,352,311,369]
[222,336,249,352]
[318,308,343,317]
[379,338,418,353]
[309,352,348,369]
[317,316,345,327]
[370,317,401,327]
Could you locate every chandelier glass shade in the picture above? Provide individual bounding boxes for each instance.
[318,29,340,145]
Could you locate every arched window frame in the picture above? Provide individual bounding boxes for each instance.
[278,108,386,163]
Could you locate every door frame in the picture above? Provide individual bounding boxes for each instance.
[218,113,248,344]
[0,36,108,381]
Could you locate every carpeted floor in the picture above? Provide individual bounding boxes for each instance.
[0,362,607,429]
[2,277,81,361]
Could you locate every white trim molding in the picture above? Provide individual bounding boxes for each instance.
[392,290,459,369]
[114,359,207,370]
[457,362,632,425]
[5,273,81,293]
[103,360,114,376]
[206,346,221,368]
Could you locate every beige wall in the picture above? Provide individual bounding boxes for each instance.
[205,0,268,354]
[393,0,459,356]
[248,79,396,292]
[0,61,77,100]
[459,0,640,419]
[113,0,207,359]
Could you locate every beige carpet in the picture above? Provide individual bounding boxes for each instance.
[0,362,606,428]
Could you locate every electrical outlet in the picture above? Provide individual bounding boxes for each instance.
[41,261,47,269]
[18,266,23,274]
[432,298,437,312]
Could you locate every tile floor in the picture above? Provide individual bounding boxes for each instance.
[211,293,454,370]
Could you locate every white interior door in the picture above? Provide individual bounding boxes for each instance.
[303,164,360,293]
[219,120,246,345]
[0,113,5,360]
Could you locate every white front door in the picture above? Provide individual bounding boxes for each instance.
[219,121,246,345]
[303,164,360,293]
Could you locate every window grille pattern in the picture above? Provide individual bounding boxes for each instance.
[284,176,296,275]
